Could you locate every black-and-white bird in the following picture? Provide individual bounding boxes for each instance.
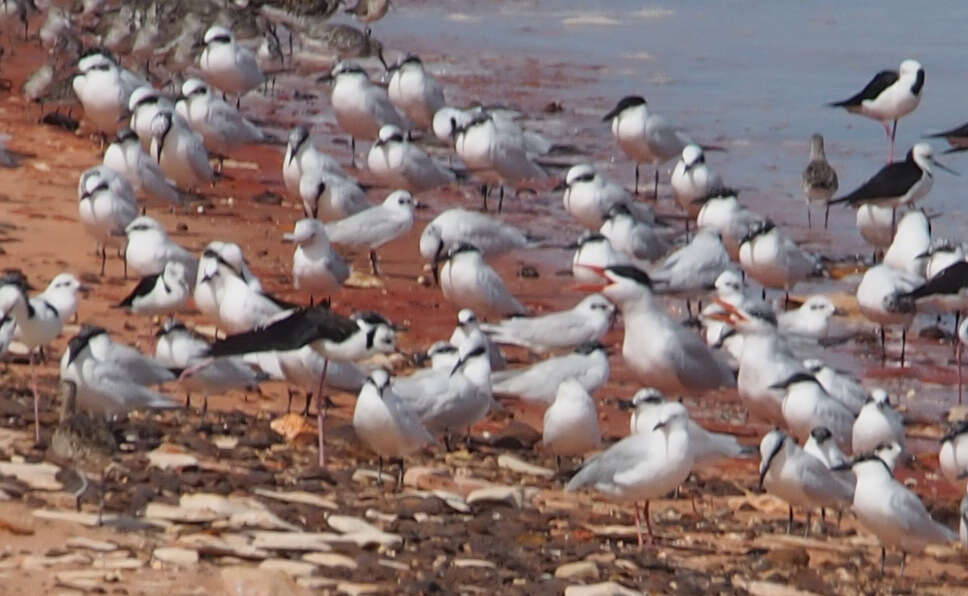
[829,59,924,162]
[116,260,190,316]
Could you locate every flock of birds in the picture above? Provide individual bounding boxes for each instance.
[2,0,968,579]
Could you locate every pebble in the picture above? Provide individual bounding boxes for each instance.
[337,581,388,596]
[259,558,319,577]
[65,537,117,552]
[453,558,496,569]
[21,552,91,569]
[146,445,199,471]
[378,558,408,571]
[564,581,643,596]
[250,532,334,552]
[254,488,339,510]
[221,566,310,596]
[0,461,62,490]
[352,468,396,485]
[301,552,358,569]
[466,486,524,508]
[497,454,554,478]
[555,560,600,580]
[153,547,199,566]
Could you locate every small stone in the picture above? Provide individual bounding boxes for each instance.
[327,515,382,534]
[212,435,239,449]
[497,454,554,478]
[66,537,117,552]
[0,512,34,535]
[301,552,358,569]
[250,532,334,552]
[584,552,615,565]
[466,486,524,508]
[378,558,408,571]
[221,566,310,596]
[518,264,539,278]
[555,561,599,580]
[297,577,340,590]
[365,509,398,524]
[146,445,199,471]
[453,558,496,569]
[352,469,396,485]
[270,415,317,444]
[337,581,387,596]
[432,490,470,513]
[144,502,221,523]
[92,557,144,570]
[153,547,199,566]
[259,558,318,577]
[0,461,62,490]
[564,581,642,596]
[254,489,338,510]
[22,552,91,569]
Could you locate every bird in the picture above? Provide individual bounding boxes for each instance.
[193,241,262,328]
[128,85,175,150]
[649,228,730,304]
[922,239,966,280]
[599,204,672,266]
[198,25,264,100]
[572,232,627,283]
[366,124,455,194]
[829,59,924,162]
[149,110,214,191]
[35,274,84,325]
[771,372,856,451]
[626,388,755,467]
[116,260,190,316]
[491,341,610,406]
[883,209,931,277]
[566,401,694,547]
[123,216,198,281]
[285,218,350,299]
[738,219,817,301]
[387,54,445,129]
[72,49,145,134]
[778,295,840,340]
[803,426,852,477]
[102,127,180,206]
[324,189,415,275]
[828,143,955,215]
[206,254,295,335]
[758,429,854,536]
[699,269,748,359]
[323,60,404,164]
[419,208,538,268]
[0,272,64,442]
[852,389,905,455]
[850,452,956,574]
[803,360,868,415]
[925,121,968,153]
[602,95,695,198]
[695,190,766,260]
[77,165,138,275]
[283,126,346,200]
[577,265,735,394]
[60,325,177,416]
[448,309,505,372]
[298,169,371,221]
[542,378,601,466]
[346,0,391,24]
[480,294,615,355]
[561,163,642,229]
[175,78,265,157]
[855,263,922,365]
[856,203,897,255]
[800,133,839,228]
[353,368,434,487]
[938,419,968,483]
[671,144,725,217]
[439,243,526,317]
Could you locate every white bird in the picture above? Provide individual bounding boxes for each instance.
[600,204,672,266]
[128,85,175,150]
[580,265,734,394]
[448,309,505,371]
[1,273,64,441]
[800,133,839,228]
[419,208,537,265]
[883,209,931,278]
[699,269,747,354]
[855,263,922,364]
[829,59,924,162]
[650,228,730,298]
[778,295,839,340]
[738,220,816,297]
[353,368,434,480]
[455,111,546,211]
[175,78,264,156]
[284,218,350,298]
[939,420,968,483]
[566,401,694,547]
[366,124,455,194]
[480,294,615,355]
[298,169,371,221]
[123,216,198,281]
[671,144,725,217]
[274,345,368,412]
[542,378,601,462]
[856,204,897,254]
[602,95,693,197]
[117,260,190,316]
[103,127,180,206]
[923,240,966,280]
[626,388,754,467]
[492,342,610,406]
[72,50,145,134]
[572,233,627,283]
[439,244,526,317]
[850,453,956,573]
[803,426,852,475]
[561,163,639,229]
[758,429,854,535]
[209,257,294,335]
[387,54,445,129]
[772,372,856,451]
[695,191,766,260]
[60,324,177,416]
[283,126,346,200]
[198,25,264,98]
[325,61,404,161]
[803,360,868,415]
[324,190,415,275]
[852,388,905,455]
[393,330,494,439]
[150,110,214,190]
[36,273,83,325]
[77,165,138,275]
[193,241,263,327]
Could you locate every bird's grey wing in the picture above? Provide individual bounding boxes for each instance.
[327,253,351,285]
[475,263,525,315]
[90,362,178,412]
[112,344,175,385]
[673,329,735,389]
[889,487,957,543]
[209,102,263,144]
[566,435,647,491]
[800,456,854,504]
[366,90,404,127]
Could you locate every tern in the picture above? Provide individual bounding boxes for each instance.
[323,61,404,164]
[542,378,601,466]
[480,294,615,355]
[284,218,350,299]
[198,25,264,100]
[299,170,371,221]
[491,341,610,406]
[671,144,725,217]
[283,126,346,200]
[116,260,190,316]
[939,419,968,483]
[324,190,415,275]
[855,263,922,365]
[387,54,446,130]
[852,389,905,456]
[770,372,856,451]
[439,243,526,317]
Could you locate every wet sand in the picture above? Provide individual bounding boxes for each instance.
[0,3,967,593]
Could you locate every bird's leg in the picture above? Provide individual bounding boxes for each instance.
[633,164,640,195]
[804,510,811,538]
[555,455,561,473]
[444,431,453,452]
[644,500,655,544]
[761,287,766,301]
[99,244,106,276]
[316,359,329,467]
[202,395,208,415]
[286,388,293,413]
[480,184,489,211]
[880,546,887,575]
[377,456,384,487]
[633,502,644,549]
[652,169,659,201]
[497,186,505,213]
[185,393,191,408]
[350,137,356,168]
[889,120,898,163]
[900,328,907,367]
[73,469,88,512]
[30,351,40,445]
[784,292,790,309]
[395,457,405,491]
[690,490,701,520]
[880,326,887,364]
[786,505,793,534]
[807,205,812,229]
[685,300,693,318]
[369,250,380,276]
[824,203,830,229]
[899,551,906,576]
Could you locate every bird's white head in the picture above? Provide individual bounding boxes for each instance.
[203,25,234,46]
[125,215,164,238]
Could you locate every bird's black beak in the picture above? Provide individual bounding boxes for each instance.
[317,73,334,83]
[616,399,635,411]
[758,467,768,490]
[449,357,465,377]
